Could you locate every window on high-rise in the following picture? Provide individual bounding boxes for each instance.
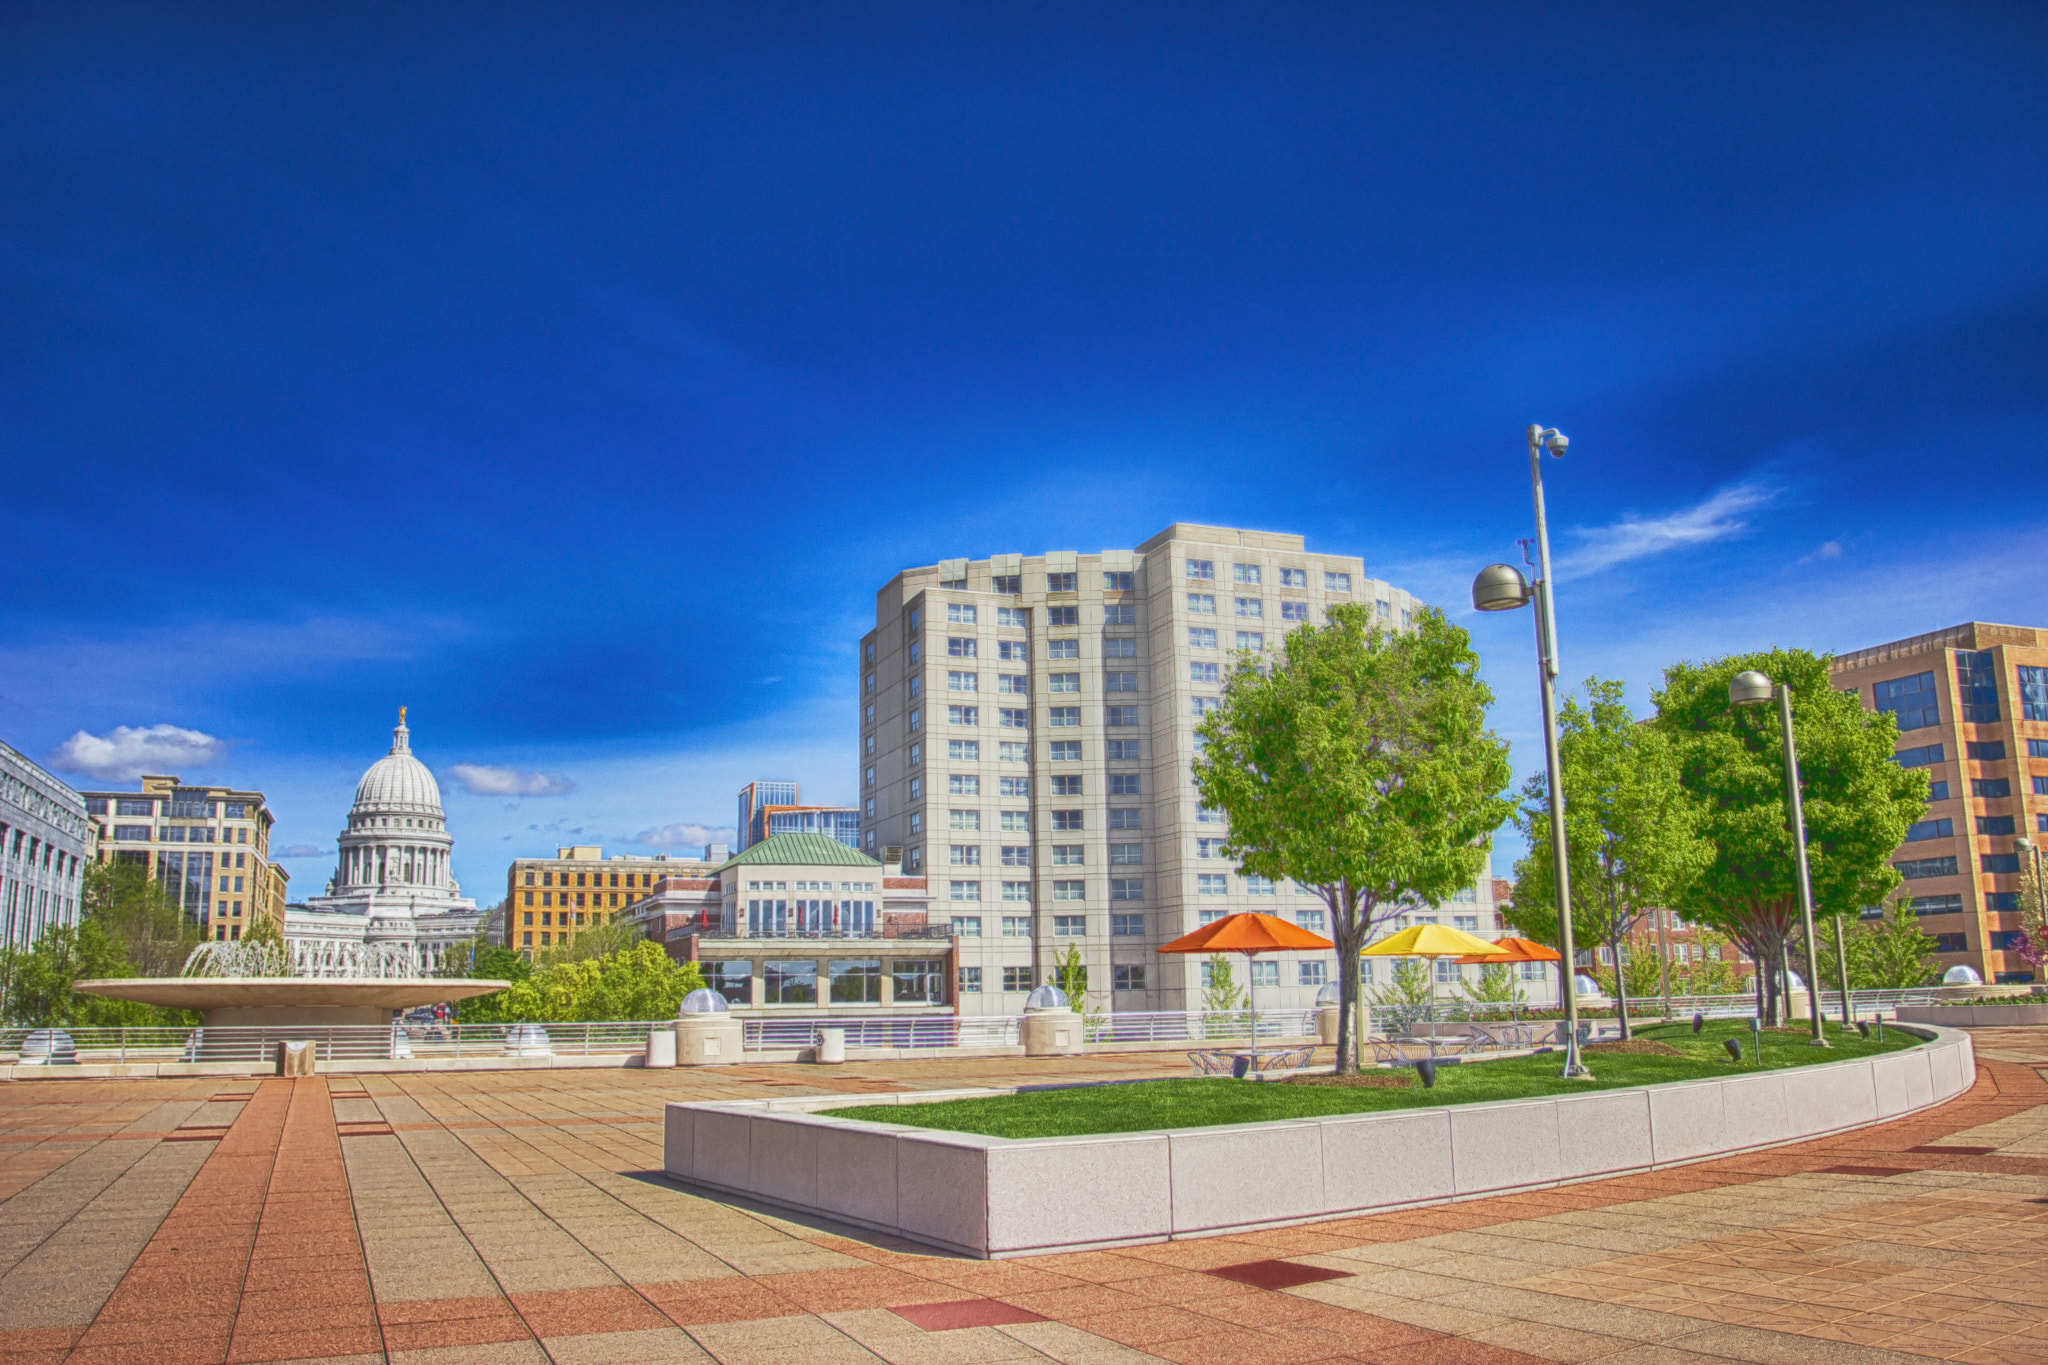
[1927,780,1949,800]
[1108,774,1140,795]
[1896,856,1960,879]
[992,575,1021,595]
[1103,604,1135,625]
[999,742,1027,761]
[998,639,1028,661]
[1051,845,1082,866]
[1979,815,2016,836]
[1895,744,1944,767]
[1185,559,1214,580]
[1969,741,2007,761]
[948,637,976,657]
[957,966,982,992]
[1191,662,1219,684]
[1281,602,1310,622]
[1187,593,1216,614]
[1048,707,1080,727]
[1189,627,1216,648]
[947,603,976,624]
[949,740,979,760]
[1108,808,1141,830]
[999,777,1029,798]
[1046,638,1079,659]
[1233,564,1261,585]
[1904,818,1952,842]
[1052,882,1085,902]
[1106,740,1140,761]
[997,674,1026,694]
[1103,636,1137,658]
[1000,809,1030,832]
[1279,568,1307,588]
[1104,671,1138,692]
[1051,810,1083,831]
[948,775,979,796]
[1973,778,2012,798]
[1326,572,1352,592]
[1109,844,1141,865]
[1234,597,1263,618]
[1956,651,2000,722]
[1047,606,1079,627]
[1051,775,1082,796]
[947,671,977,692]
[948,706,978,726]
[1103,571,1133,591]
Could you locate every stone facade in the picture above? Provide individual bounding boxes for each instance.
[0,739,95,948]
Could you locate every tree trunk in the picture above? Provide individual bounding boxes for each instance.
[1611,935,1632,1041]
[1331,890,1362,1075]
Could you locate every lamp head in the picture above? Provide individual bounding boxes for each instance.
[1728,670,1775,707]
[1471,563,1532,612]
[2019,836,2036,854]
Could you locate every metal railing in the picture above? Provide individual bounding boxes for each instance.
[1083,1008,1318,1044]
[741,1014,1019,1050]
[685,926,955,941]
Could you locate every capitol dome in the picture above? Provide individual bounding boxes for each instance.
[351,709,443,820]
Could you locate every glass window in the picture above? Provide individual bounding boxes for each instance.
[993,576,1022,595]
[1106,739,1140,760]
[1191,696,1220,717]
[999,707,1028,727]
[1907,895,1963,916]
[1103,705,1137,727]
[1198,874,1228,894]
[1233,563,1261,584]
[1052,809,1083,831]
[1249,961,1279,988]
[2029,739,2048,759]
[1974,778,2012,798]
[948,740,979,760]
[1933,933,1968,954]
[1299,961,1326,986]
[1236,631,1264,651]
[1109,808,1141,830]
[999,777,1029,798]
[1895,856,1960,879]
[1279,568,1307,588]
[829,959,882,1004]
[1000,742,1028,761]
[1052,914,1086,936]
[1969,741,2007,760]
[1051,844,1083,866]
[1047,638,1079,659]
[948,705,979,726]
[1048,707,1080,727]
[1002,966,1035,992]
[1112,913,1144,936]
[116,798,155,817]
[1983,853,2021,874]
[1187,593,1216,614]
[1047,606,1079,627]
[1110,878,1142,900]
[1048,672,1080,694]
[1113,965,1147,991]
[1928,781,1950,801]
[1189,627,1216,649]
[947,672,977,693]
[1904,818,1953,842]
[1001,885,1031,905]
[1052,880,1085,901]
[1190,662,1219,684]
[1047,572,1077,592]
[1956,651,2000,723]
[1051,774,1083,795]
[1297,909,1325,934]
[1104,670,1138,692]
[998,640,1029,661]
[1872,671,1943,731]
[1001,845,1029,865]
[948,775,979,796]
[1980,815,2017,835]
[1109,843,1142,865]
[1281,602,1310,622]
[1000,810,1030,831]
[1324,571,1351,592]
[764,960,818,1005]
[1104,571,1134,591]
[1104,604,1136,625]
[1894,744,1945,767]
[958,966,982,993]
[1234,597,1263,618]
[947,604,976,624]
[703,961,751,1003]
[1244,874,1276,895]
[950,915,982,937]
[1186,558,1214,580]
[892,959,943,1002]
[1104,637,1137,658]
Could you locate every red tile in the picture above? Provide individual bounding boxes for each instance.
[889,1299,1049,1331]
[1206,1260,1356,1291]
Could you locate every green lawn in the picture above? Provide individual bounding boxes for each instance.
[831,1019,1918,1139]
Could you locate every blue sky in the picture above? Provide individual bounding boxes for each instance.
[4,3,2044,903]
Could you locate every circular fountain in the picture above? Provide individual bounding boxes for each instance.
[75,940,507,1028]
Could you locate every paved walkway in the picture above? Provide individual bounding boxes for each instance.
[3,1035,2048,1365]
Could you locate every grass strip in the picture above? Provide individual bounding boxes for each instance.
[830,1018,1915,1139]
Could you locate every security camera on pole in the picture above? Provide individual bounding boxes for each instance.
[1471,425,1591,1080]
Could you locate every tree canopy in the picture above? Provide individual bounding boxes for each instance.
[1193,603,1513,1072]
[1651,648,1926,1022]
[465,940,703,1023]
[1504,678,1709,1037]
[0,862,202,1026]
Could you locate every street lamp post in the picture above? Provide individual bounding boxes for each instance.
[1472,424,1589,1079]
[1729,669,1828,1046]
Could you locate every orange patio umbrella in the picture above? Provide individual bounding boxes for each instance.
[1453,936,1563,1006]
[1158,912,1335,1071]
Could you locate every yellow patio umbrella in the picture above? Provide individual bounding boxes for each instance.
[1361,923,1510,1008]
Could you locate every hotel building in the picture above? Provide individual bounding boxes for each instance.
[1832,621,2048,984]
[858,523,1496,1017]
[1,740,96,948]
[502,844,726,953]
[81,774,285,939]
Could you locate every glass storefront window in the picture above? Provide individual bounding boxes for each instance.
[892,959,943,1003]
[704,960,752,1004]
[829,959,882,1004]
[763,960,816,1004]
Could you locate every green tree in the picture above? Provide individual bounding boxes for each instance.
[1201,954,1244,1013]
[1049,944,1102,1033]
[494,941,703,1022]
[1462,961,1523,1005]
[1505,679,1709,1039]
[1370,957,1436,1007]
[1815,898,1940,990]
[81,860,202,977]
[1671,927,1741,996]
[450,939,537,1022]
[538,921,641,964]
[1193,604,1513,1073]
[1593,945,1664,1005]
[1652,648,1927,1024]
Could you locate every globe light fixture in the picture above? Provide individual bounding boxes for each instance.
[1730,670,1828,1047]
[1468,424,1589,1079]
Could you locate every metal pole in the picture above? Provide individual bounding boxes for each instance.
[1657,907,1673,1018]
[1777,685,1827,1046]
[1834,912,1854,1026]
[1528,427,1588,1078]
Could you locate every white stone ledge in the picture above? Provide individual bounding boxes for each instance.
[661,1024,1975,1259]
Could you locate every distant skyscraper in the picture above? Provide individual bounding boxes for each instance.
[80,773,284,939]
[3,739,95,948]
[735,780,859,850]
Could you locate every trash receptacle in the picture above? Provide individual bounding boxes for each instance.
[645,1028,677,1069]
[815,1027,846,1064]
[277,1040,316,1077]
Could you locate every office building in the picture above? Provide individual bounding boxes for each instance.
[2,740,96,948]
[1832,621,2048,984]
[625,832,947,1009]
[287,712,482,971]
[859,523,1495,1016]
[736,779,859,851]
[82,773,285,939]
[503,843,726,953]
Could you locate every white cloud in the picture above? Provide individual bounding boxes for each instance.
[1553,481,1777,582]
[634,821,738,850]
[278,844,331,858]
[447,764,576,798]
[49,724,227,781]
[1799,540,1844,564]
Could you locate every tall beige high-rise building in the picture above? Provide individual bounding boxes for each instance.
[860,523,1495,1017]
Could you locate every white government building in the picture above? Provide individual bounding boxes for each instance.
[283,711,484,975]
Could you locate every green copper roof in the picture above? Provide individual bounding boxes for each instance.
[715,831,882,872]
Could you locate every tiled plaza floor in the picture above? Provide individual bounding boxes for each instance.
[5,1033,2048,1365]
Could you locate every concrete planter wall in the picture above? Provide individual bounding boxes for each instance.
[1897,1003,2048,1027]
[662,1024,1974,1259]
